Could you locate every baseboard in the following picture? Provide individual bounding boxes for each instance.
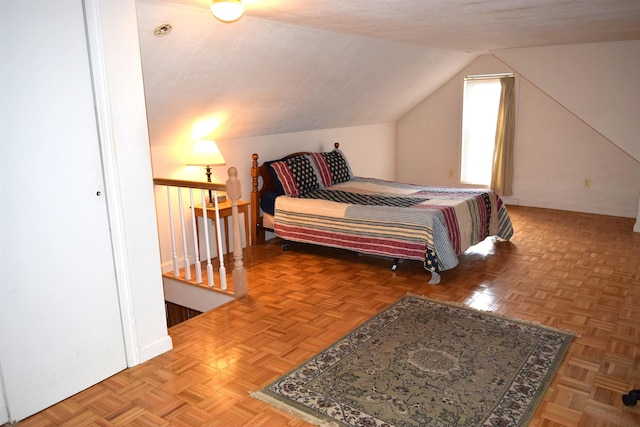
[135,335,173,365]
[516,199,637,219]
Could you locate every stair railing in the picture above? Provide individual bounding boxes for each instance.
[153,167,247,298]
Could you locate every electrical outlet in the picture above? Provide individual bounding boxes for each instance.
[583,178,591,189]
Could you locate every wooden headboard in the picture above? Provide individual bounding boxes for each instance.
[250,142,340,245]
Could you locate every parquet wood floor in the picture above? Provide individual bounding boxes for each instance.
[9,206,640,426]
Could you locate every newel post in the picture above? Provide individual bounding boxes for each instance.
[227,167,247,297]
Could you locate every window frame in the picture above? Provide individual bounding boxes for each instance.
[459,73,514,187]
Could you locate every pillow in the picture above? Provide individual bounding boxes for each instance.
[260,190,280,216]
[308,152,332,187]
[269,154,321,197]
[309,148,352,186]
[265,160,285,195]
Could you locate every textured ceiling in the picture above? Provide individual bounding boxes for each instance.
[136,0,640,145]
[231,0,640,51]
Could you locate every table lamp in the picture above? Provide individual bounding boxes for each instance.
[189,139,227,206]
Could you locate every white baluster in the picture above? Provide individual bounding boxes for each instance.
[213,191,227,290]
[189,189,202,284]
[177,188,191,280]
[201,190,215,288]
[167,187,179,277]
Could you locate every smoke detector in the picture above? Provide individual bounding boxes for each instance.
[154,23,172,37]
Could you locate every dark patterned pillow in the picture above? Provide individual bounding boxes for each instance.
[269,154,321,197]
[265,160,285,195]
[309,149,352,186]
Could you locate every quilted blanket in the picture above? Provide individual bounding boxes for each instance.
[274,178,514,284]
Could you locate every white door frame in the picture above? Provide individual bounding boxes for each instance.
[83,0,140,366]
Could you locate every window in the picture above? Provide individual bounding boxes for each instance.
[460,76,503,186]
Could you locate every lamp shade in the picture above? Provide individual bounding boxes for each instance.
[189,140,226,166]
[210,0,244,23]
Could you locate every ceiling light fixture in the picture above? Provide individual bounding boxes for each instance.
[210,0,244,23]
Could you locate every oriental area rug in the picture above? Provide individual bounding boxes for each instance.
[251,294,575,427]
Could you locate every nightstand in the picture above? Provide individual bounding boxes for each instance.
[194,199,250,254]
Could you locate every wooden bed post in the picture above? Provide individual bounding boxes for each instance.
[227,167,247,297]
[250,153,265,245]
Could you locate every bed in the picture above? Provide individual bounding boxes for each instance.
[250,143,514,284]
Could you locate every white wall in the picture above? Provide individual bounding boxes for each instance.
[150,122,396,266]
[93,0,172,364]
[397,47,640,220]
[151,122,397,188]
[495,40,640,163]
[512,77,639,216]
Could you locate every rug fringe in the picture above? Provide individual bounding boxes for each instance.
[405,292,581,338]
[249,391,340,427]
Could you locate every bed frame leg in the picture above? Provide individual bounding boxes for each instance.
[282,242,290,251]
[391,259,399,271]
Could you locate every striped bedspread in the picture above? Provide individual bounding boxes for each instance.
[274,177,514,280]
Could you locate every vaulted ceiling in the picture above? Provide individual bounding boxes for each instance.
[135,0,640,145]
